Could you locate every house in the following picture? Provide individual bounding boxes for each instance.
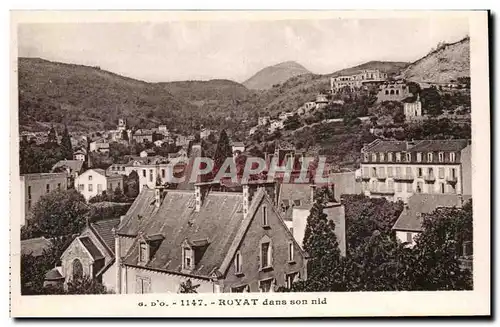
[268,120,284,134]
[258,116,271,126]
[403,94,423,120]
[45,217,121,291]
[330,69,387,93]
[20,173,69,226]
[73,149,86,161]
[277,183,346,256]
[278,112,294,121]
[89,139,110,153]
[154,140,165,147]
[392,193,472,247]
[200,128,214,140]
[158,125,169,136]
[360,139,472,203]
[52,160,85,179]
[74,169,124,201]
[376,82,412,102]
[175,135,190,147]
[133,129,159,144]
[139,148,156,158]
[114,181,307,293]
[231,142,245,159]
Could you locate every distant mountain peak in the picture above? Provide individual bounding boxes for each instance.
[243,61,311,90]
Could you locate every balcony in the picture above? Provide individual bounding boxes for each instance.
[446,176,458,184]
[370,188,395,195]
[393,174,414,182]
[424,175,436,183]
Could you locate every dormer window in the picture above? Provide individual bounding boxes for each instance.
[379,153,385,162]
[183,247,194,271]
[371,153,377,162]
[416,152,422,162]
[293,200,301,207]
[406,153,411,162]
[396,152,401,162]
[235,251,243,275]
[438,152,444,162]
[450,152,456,162]
[139,241,149,265]
[388,152,393,162]
[427,153,433,162]
[363,153,369,162]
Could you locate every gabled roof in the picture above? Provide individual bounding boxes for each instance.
[89,218,121,254]
[118,188,245,278]
[392,194,472,232]
[52,160,84,173]
[79,236,105,260]
[21,237,52,257]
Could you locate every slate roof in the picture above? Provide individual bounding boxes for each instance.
[21,237,52,257]
[392,194,472,232]
[364,139,470,153]
[118,188,246,278]
[52,160,84,173]
[79,236,105,260]
[278,183,314,220]
[90,218,121,254]
[45,267,64,280]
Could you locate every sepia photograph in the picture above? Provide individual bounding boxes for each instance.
[9,10,490,317]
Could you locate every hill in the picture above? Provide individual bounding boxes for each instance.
[17,58,256,134]
[401,37,470,83]
[243,61,311,90]
[330,61,409,78]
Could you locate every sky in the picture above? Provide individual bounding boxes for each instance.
[18,18,469,83]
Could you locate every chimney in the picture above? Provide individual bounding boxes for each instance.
[242,183,250,219]
[310,184,317,203]
[195,183,202,212]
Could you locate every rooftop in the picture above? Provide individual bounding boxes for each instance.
[363,139,470,153]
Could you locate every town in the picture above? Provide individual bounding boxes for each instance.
[18,34,473,295]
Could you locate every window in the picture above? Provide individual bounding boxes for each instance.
[416,152,422,162]
[388,152,393,162]
[406,153,411,162]
[183,247,193,270]
[109,183,113,190]
[57,183,61,190]
[260,241,272,269]
[88,175,92,181]
[438,152,444,162]
[362,167,369,177]
[142,169,146,178]
[286,272,299,289]
[235,252,243,274]
[363,153,369,162]
[78,184,84,191]
[450,152,456,162]
[450,168,457,178]
[396,152,401,162]
[88,184,93,192]
[231,285,248,293]
[427,153,433,162]
[161,169,166,178]
[406,232,413,243]
[387,167,393,177]
[440,183,445,193]
[439,167,445,179]
[262,206,269,227]
[97,184,102,192]
[449,183,456,194]
[395,167,401,178]
[293,200,301,207]
[379,153,385,162]
[72,259,83,280]
[149,169,153,182]
[117,182,121,189]
[139,242,148,264]
[428,168,434,178]
[371,167,377,178]
[405,167,412,177]
[28,186,31,199]
[388,180,394,191]
[378,167,386,178]
[259,278,274,293]
[288,242,294,262]
[371,153,377,162]
[136,276,151,294]
[416,182,423,193]
[406,182,413,192]
[46,184,50,194]
[417,168,423,178]
[396,182,402,192]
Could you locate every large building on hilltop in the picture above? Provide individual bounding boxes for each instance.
[330,69,387,93]
[360,139,472,203]
[114,181,308,293]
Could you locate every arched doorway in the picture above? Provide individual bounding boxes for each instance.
[72,259,83,280]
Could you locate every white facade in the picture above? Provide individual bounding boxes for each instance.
[268,120,284,134]
[74,169,124,201]
[361,162,464,203]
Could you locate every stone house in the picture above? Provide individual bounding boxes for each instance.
[114,181,308,293]
[74,169,124,201]
[45,218,121,291]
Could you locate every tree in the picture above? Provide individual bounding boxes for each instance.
[178,279,200,293]
[65,276,111,294]
[124,170,140,198]
[121,129,129,142]
[420,87,443,116]
[47,126,58,145]
[284,114,302,130]
[408,201,473,290]
[212,130,232,177]
[60,125,73,160]
[21,248,59,295]
[393,107,406,124]
[30,189,89,254]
